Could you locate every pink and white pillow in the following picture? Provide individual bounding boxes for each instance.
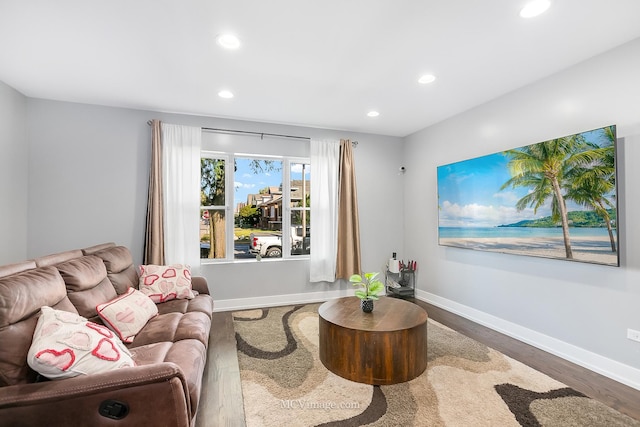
[96,288,158,343]
[27,307,135,380]
[138,264,195,303]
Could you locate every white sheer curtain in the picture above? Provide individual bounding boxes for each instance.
[310,139,340,282]
[161,123,202,272]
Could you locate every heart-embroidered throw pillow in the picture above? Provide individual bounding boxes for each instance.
[27,306,135,380]
[138,264,195,303]
[96,287,158,343]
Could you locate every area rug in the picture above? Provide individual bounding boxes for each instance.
[233,303,639,427]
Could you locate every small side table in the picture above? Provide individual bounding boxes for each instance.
[385,268,415,298]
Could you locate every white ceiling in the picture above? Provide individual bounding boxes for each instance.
[2,1,640,137]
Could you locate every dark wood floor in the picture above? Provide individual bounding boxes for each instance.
[195,299,640,427]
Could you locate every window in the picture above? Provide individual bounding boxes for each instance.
[199,153,311,261]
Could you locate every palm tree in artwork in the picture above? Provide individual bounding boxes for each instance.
[564,127,617,252]
[500,135,589,259]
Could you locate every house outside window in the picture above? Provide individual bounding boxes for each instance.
[200,153,310,261]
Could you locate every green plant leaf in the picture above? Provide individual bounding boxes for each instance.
[368,295,380,300]
[354,290,367,299]
[369,282,384,294]
[364,272,379,281]
[349,274,362,283]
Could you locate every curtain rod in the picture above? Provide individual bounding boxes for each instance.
[147,120,358,147]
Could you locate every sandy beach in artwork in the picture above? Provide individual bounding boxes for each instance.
[440,235,618,265]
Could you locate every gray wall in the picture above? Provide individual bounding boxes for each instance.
[26,100,151,260]
[24,99,404,305]
[404,38,640,384]
[0,80,28,264]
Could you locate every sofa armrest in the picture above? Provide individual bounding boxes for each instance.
[192,276,210,295]
[0,363,191,427]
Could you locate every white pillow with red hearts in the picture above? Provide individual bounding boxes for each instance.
[27,306,135,380]
[138,264,195,303]
[96,288,158,343]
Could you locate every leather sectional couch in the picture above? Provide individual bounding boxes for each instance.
[0,243,213,427]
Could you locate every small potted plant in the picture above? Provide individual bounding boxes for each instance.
[350,272,384,313]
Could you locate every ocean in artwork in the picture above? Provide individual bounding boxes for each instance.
[438,226,614,239]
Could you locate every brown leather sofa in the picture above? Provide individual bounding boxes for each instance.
[0,243,213,427]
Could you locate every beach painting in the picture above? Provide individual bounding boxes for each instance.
[437,125,619,266]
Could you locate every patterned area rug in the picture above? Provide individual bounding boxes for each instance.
[233,303,639,427]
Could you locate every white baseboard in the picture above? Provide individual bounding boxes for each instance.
[213,289,353,312]
[416,289,640,391]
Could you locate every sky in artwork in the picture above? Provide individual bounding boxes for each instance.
[437,127,614,227]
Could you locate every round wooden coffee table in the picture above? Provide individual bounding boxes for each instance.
[318,296,428,385]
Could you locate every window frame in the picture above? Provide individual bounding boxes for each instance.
[288,157,311,258]
[200,152,232,261]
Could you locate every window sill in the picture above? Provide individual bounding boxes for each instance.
[200,256,310,266]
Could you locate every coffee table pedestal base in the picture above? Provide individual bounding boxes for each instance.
[318,297,427,385]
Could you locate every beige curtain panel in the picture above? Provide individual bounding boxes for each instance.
[335,139,362,279]
[144,119,165,265]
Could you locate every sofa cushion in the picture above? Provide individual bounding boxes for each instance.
[0,267,78,386]
[127,311,211,349]
[33,249,84,268]
[81,242,116,255]
[0,260,36,278]
[129,339,207,418]
[27,307,134,380]
[156,294,214,319]
[139,264,195,303]
[56,256,117,322]
[165,339,207,417]
[91,245,139,295]
[97,288,158,343]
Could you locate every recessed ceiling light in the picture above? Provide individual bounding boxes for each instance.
[520,0,551,18]
[418,74,436,84]
[367,111,380,118]
[216,33,241,49]
[218,90,234,99]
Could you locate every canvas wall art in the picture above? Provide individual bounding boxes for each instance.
[437,125,619,266]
